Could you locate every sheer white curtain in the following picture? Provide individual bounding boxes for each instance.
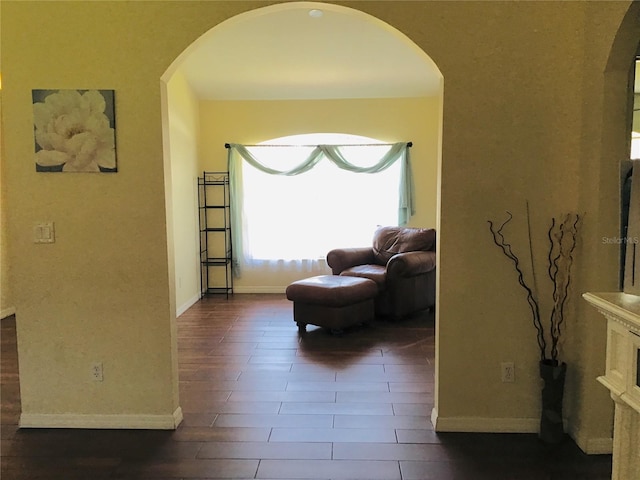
[632,131,640,159]
[230,134,405,276]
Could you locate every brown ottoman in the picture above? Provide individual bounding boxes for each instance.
[285,275,378,334]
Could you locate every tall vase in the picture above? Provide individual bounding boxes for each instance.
[539,359,567,444]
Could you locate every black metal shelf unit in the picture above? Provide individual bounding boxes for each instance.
[198,171,233,298]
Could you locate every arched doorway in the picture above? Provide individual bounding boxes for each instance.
[605,5,640,294]
[564,2,640,453]
[160,1,443,315]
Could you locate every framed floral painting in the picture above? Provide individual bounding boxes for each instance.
[32,89,117,173]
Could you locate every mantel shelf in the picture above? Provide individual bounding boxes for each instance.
[583,290,640,480]
[582,292,640,333]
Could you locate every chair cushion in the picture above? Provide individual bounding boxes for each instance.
[340,264,387,290]
[372,226,436,266]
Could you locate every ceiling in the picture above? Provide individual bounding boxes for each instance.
[178,3,442,100]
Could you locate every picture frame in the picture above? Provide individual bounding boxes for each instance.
[32,89,117,173]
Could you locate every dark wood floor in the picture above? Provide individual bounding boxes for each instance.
[1,294,612,479]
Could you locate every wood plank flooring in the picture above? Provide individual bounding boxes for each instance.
[1,294,612,479]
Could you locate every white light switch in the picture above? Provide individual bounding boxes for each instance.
[34,222,55,243]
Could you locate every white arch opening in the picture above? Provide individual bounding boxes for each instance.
[160,0,444,322]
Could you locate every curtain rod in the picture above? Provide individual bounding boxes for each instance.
[224,142,412,148]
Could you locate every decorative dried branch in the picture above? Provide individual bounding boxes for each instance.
[526,201,539,299]
[488,212,547,360]
[489,209,582,363]
[547,213,581,362]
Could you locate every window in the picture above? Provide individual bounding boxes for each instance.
[632,131,640,159]
[236,133,403,266]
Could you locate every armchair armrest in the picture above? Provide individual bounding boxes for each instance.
[386,251,436,278]
[326,247,375,275]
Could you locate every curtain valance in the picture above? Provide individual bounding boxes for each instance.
[227,142,415,224]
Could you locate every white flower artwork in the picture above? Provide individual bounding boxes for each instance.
[32,89,117,172]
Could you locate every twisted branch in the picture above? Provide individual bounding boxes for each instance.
[489,209,582,362]
[488,212,547,360]
[547,213,580,361]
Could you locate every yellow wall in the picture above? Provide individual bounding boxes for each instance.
[1,86,12,319]
[199,96,440,291]
[1,0,636,448]
[2,0,186,424]
[165,71,201,313]
[0,2,8,319]
[567,2,639,448]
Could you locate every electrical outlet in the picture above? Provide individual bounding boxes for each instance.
[91,362,104,382]
[33,222,55,243]
[501,362,515,383]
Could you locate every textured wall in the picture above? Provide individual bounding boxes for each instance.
[1,0,635,445]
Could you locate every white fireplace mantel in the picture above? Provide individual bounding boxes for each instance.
[583,291,640,480]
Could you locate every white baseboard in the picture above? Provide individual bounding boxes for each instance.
[177,293,200,317]
[1,307,16,319]
[431,408,613,454]
[19,406,183,430]
[569,423,613,454]
[173,405,184,427]
[431,407,539,433]
[580,437,613,454]
[233,286,286,294]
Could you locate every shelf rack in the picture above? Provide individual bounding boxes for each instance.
[198,171,233,298]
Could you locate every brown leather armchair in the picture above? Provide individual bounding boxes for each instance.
[326,226,436,320]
